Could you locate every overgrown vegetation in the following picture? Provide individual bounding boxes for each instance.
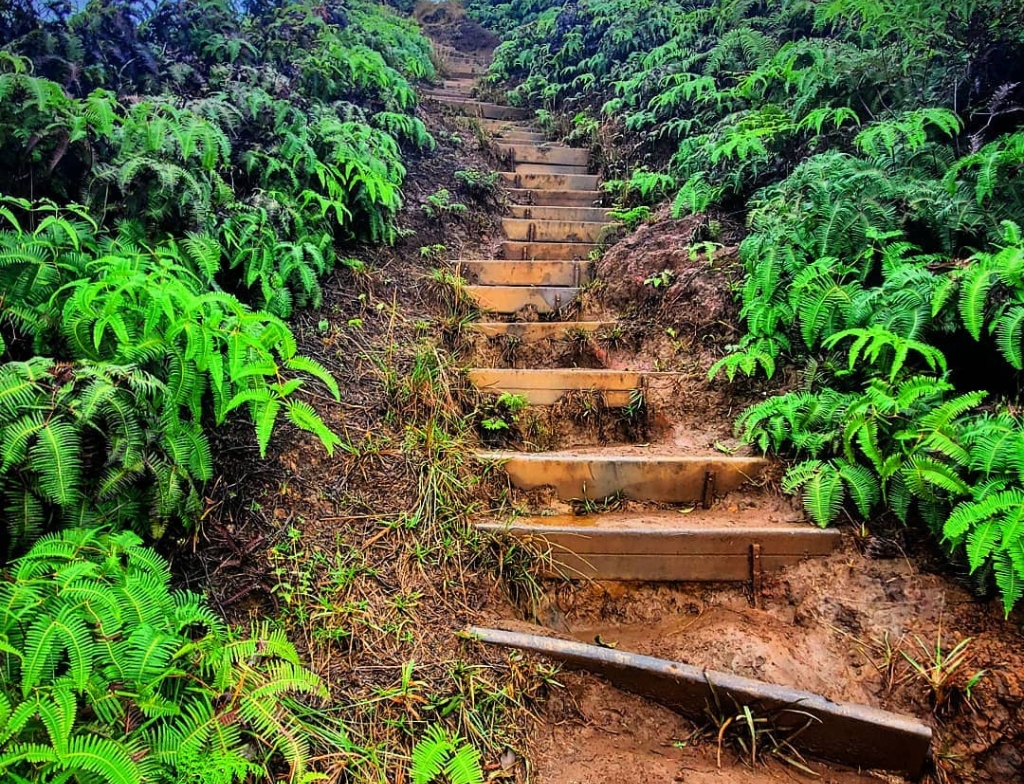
[0,0,434,553]
[0,0,464,779]
[467,0,1024,614]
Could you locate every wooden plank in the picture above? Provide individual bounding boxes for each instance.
[476,451,768,502]
[476,521,839,556]
[465,285,578,314]
[502,171,601,190]
[461,259,590,286]
[502,241,598,260]
[467,627,932,779]
[507,189,602,207]
[469,321,614,340]
[469,368,641,391]
[502,219,613,243]
[498,144,590,166]
[436,100,531,120]
[510,206,613,222]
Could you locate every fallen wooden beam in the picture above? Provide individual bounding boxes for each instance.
[467,626,932,779]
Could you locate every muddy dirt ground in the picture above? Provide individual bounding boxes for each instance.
[173,36,1024,784]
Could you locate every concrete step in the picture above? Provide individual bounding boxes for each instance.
[510,205,613,222]
[476,449,769,502]
[502,218,613,244]
[470,321,615,341]
[468,368,640,407]
[478,510,839,581]
[436,99,530,120]
[498,144,589,167]
[465,285,578,315]
[502,172,601,191]
[502,241,598,260]
[508,189,602,208]
[461,259,593,286]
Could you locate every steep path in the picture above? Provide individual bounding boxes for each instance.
[423,43,934,784]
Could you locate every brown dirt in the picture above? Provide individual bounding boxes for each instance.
[415,1,498,55]
[522,535,1024,783]
[175,27,1024,784]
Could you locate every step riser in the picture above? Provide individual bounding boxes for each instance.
[466,285,578,315]
[502,219,612,243]
[470,321,614,341]
[508,189,601,208]
[510,206,612,222]
[469,369,639,407]
[498,145,590,166]
[462,260,591,287]
[503,241,598,260]
[438,100,531,120]
[477,454,768,502]
[502,172,601,190]
[494,133,550,143]
[514,163,591,175]
[479,523,839,581]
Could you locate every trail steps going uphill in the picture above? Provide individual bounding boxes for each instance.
[422,46,932,781]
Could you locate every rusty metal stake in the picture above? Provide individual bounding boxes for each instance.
[701,470,716,510]
[750,543,763,609]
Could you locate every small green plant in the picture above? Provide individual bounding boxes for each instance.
[900,628,986,710]
[609,205,652,230]
[410,725,483,784]
[423,188,468,219]
[454,168,500,197]
[644,269,675,289]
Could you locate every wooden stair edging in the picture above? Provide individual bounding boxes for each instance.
[510,205,613,222]
[460,259,592,287]
[501,171,601,191]
[466,627,932,779]
[496,144,590,167]
[501,218,613,243]
[476,517,840,581]
[476,450,769,502]
[469,321,615,340]
[507,188,602,207]
[502,241,598,260]
[465,285,579,316]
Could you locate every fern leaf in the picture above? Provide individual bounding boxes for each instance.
[411,725,450,784]
[29,421,82,506]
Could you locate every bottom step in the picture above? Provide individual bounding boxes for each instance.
[467,627,932,778]
[478,512,838,581]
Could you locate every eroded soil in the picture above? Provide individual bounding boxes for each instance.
[181,35,1023,784]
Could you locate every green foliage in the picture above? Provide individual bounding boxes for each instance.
[410,725,484,784]
[0,527,336,783]
[0,1,437,552]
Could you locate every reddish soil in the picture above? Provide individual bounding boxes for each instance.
[182,33,1024,784]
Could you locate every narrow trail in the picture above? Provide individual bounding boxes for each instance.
[424,45,936,784]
